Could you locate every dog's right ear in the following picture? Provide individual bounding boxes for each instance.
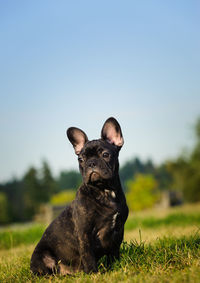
[67,127,88,155]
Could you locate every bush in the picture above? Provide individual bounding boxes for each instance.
[0,192,9,224]
[50,190,76,205]
[126,174,160,211]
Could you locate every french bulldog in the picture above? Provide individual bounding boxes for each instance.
[30,117,129,275]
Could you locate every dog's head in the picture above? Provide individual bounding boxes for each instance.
[67,117,124,186]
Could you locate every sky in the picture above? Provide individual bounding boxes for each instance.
[0,0,200,182]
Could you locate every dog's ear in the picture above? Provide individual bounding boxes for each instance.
[101,117,124,149]
[67,127,88,155]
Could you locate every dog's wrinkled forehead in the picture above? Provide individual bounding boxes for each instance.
[80,139,115,157]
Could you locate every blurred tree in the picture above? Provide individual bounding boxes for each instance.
[58,170,82,190]
[126,174,160,211]
[0,180,25,222]
[167,117,200,202]
[155,163,172,190]
[120,158,144,184]
[167,157,188,192]
[182,118,200,202]
[23,167,41,219]
[191,117,200,162]
[119,157,155,191]
[23,161,58,220]
[145,159,155,174]
[40,161,59,200]
[0,192,9,224]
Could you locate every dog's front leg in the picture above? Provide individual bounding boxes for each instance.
[77,231,98,274]
[73,207,97,273]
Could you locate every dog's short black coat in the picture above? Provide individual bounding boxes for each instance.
[30,117,129,275]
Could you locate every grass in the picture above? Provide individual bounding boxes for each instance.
[0,234,200,282]
[125,212,200,230]
[0,224,45,250]
[0,203,200,282]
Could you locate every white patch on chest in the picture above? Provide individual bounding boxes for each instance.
[104,189,116,198]
[111,191,116,198]
[111,212,119,229]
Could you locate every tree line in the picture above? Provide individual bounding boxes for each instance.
[0,118,200,224]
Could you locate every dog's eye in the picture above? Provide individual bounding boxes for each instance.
[102,152,109,158]
[78,157,84,163]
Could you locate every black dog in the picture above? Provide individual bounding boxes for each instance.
[30,117,128,275]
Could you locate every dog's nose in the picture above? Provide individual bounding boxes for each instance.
[88,160,96,168]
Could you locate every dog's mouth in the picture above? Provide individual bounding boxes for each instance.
[89,171,101,183]
[84,167,112,185]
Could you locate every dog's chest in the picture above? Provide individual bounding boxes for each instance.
[94,190,122,249]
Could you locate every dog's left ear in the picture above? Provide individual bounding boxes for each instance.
[101,117,124,149]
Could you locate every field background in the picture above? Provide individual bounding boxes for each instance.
[0,203,200,283]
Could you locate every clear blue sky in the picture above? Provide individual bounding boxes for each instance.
[0,0,200,182]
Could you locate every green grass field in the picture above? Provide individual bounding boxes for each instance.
[0,204,200,282]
